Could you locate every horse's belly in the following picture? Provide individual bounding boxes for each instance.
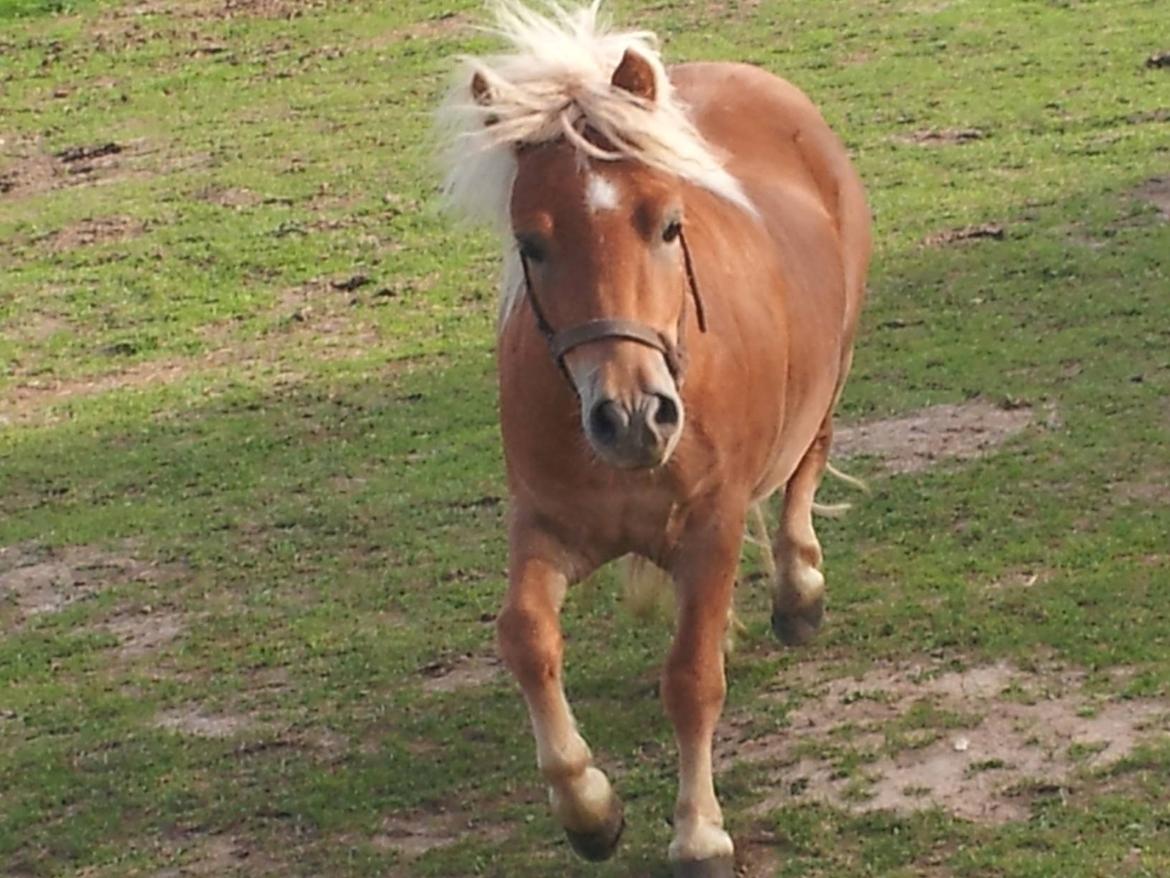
[739,219,846,499]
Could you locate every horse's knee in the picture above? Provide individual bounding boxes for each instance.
[496,602,559,686]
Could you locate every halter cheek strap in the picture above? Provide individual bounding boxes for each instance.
[519,226,707,393]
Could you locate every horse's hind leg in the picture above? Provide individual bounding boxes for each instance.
[770,418,831,645]
[496,523,624,861]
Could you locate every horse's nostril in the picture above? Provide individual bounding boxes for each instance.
[654,394,680,430]
[589,400,624,446]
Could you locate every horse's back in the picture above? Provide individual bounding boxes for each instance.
[671,61,870,331]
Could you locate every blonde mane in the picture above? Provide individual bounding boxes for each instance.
[436,0,753,324]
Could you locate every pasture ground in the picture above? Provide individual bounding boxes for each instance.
[2,1,1169,876]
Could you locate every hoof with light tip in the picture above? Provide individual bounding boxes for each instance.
[563,797,624,862]
[771,595,824,646]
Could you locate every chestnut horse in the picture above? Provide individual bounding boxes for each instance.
[439,3,870,875]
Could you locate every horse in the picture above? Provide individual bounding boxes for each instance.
[438,3,871,875]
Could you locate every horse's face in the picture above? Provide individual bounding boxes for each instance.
[510,141,689,470]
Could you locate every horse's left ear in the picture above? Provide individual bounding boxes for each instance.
[470,71,501,127]
[611,48,657,103]
[470,71,493,106]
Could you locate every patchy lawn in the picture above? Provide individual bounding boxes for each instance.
[2,1,1168,876]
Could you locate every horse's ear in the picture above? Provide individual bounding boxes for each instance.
[470,71,501,127]
[470,71,492,106]
[611,48,657,102]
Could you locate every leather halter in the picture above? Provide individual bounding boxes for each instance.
[518,226,707,392]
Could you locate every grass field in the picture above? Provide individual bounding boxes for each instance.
[2,1,1169,876]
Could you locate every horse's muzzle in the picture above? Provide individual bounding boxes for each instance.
[584,391,682,469]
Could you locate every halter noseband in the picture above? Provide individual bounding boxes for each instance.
[517,226,707,393]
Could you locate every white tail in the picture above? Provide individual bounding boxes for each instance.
[826,460,870,493]
[621,555,673,622]
[812,460,870,517]
[620,555,744,655]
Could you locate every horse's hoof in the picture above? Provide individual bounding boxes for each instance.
[771,597,824,646]
[564,797,624,862]
[673,854,736,878]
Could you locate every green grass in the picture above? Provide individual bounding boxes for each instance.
[0,0,108,19]
[2,0,1169,875]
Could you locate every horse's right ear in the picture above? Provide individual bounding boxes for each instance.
[611,48,657,103]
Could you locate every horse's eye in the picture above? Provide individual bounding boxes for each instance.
[662,220,682,244]
[516,235,546,263]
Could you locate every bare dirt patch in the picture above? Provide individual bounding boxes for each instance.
[0,542,164,622]
[733,837,782,878]
[7,312,71,343]
[372,809,511,859]
[216,0,330,20]
[705,0,763,16]
[901,128,986,145]
[110,0,329,23]
[0,142,59,197]
[986,567,1050,591]
[1127,107,1170,124]
[298,726,349,760]
[197,184,265,209]
[153,833,282,877]
[0,357,216,426]
[274,277,380,332]
[42,215,145,251]
[833,400,1034,474]
[0,137,153,200]
[721,660,1169,824]
[923,222,1005,247]
[1134,177,1170,221]
[1112,469,1170,506]
[88,17,164,53]
[1,312,379,426]
[102,609,185,658]
[154,705,256,738]
[838,49,876,66]
[154,703,351,766]
[420,653,503,694]
[396,11,470,42]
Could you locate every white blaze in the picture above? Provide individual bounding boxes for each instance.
[585,173,621,213]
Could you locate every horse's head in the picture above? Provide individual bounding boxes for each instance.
[490,51,696,470]
[443,17,750,470]
[510,148,691,469]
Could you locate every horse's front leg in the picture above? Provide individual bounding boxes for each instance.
[496,519,624,862]
[663,517,742,878]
